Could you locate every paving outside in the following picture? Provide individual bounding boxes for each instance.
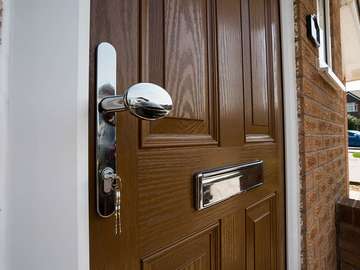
[348,148,360,199]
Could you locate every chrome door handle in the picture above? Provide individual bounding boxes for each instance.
[95,42,173,226]
[99,82,173,121]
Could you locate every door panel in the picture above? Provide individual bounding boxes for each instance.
[141,0,218,147]
[245,194,277,270]
[142,224,219,270]
[221,211,245,270]
[89,0,285,269]
[243,0,275,142]
[217,0,244,148]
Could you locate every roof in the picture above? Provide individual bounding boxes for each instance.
[347,91,360,101]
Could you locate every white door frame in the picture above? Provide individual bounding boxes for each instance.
[2,0,300,269]
[280,0,302,269]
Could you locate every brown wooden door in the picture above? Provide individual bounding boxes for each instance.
[89,0,285,269]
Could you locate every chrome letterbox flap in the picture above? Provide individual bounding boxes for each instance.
[194,160,264,210]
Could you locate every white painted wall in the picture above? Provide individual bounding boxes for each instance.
[0,1,10,269]
[5,1,90,269]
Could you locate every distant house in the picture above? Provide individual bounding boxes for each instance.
[347,91,360,118]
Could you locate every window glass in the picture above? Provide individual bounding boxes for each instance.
[348,102,358,112]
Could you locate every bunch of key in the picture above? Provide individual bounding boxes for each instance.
[100,167,122,236]
[112,175,122,235]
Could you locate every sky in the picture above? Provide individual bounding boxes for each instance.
[346,80,360,91]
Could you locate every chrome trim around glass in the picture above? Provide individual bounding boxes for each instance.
[195,160,264,210]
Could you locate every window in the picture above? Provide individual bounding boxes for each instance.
[348,102,359,112]
[317,0,345,90]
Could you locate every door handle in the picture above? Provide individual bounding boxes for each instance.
[95,42,173,233]
[99,82,173,121]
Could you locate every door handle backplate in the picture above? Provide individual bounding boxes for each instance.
[96,42,117,217]
[95,42,173,219]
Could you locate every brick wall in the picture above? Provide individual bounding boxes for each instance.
[337,198,360,269]
[294,0,348,269]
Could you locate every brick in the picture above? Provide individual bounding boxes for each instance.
[337,199,356,225]
[303,115,319,134]
[318,150,328,166]
[305,152,318,171]
[304,136,323,151]
[296,0,347,268]
[338,223,360,256]
[353,200,360,227]
[340,249,360,268]
[304,172,315,192]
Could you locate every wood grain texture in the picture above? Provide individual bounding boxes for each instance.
[89,0,140,269]
[221,211,246,270]
[242,0,275,142]
[217,0,245,147]
[246,194,277,270]
[136,144,283,255]
[142,224,219,270]
[165,0,207,120]
[249,0,269,127]
[89,0,285,269]
[140,0,218,148]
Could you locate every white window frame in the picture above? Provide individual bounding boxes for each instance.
[348,102,359,112]
[317,0,346,91]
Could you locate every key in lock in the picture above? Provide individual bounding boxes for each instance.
[101,167,122,235]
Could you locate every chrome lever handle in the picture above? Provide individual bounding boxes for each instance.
[99,82,173,121]
[98,94,126,114]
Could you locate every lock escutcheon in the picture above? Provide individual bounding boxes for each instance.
[101,167,118,194]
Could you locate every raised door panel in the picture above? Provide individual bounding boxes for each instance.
[221,211,246,270]
[242,0,275,143]
[245,194,277,270]
[140,0,218,148]
[142,224,219,270]
[217,0,244,147]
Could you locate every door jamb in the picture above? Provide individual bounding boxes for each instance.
[280,1,302,269]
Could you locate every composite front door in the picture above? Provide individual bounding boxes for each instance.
[89,0,285,269]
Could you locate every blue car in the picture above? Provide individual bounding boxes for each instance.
[348,130,360,147]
